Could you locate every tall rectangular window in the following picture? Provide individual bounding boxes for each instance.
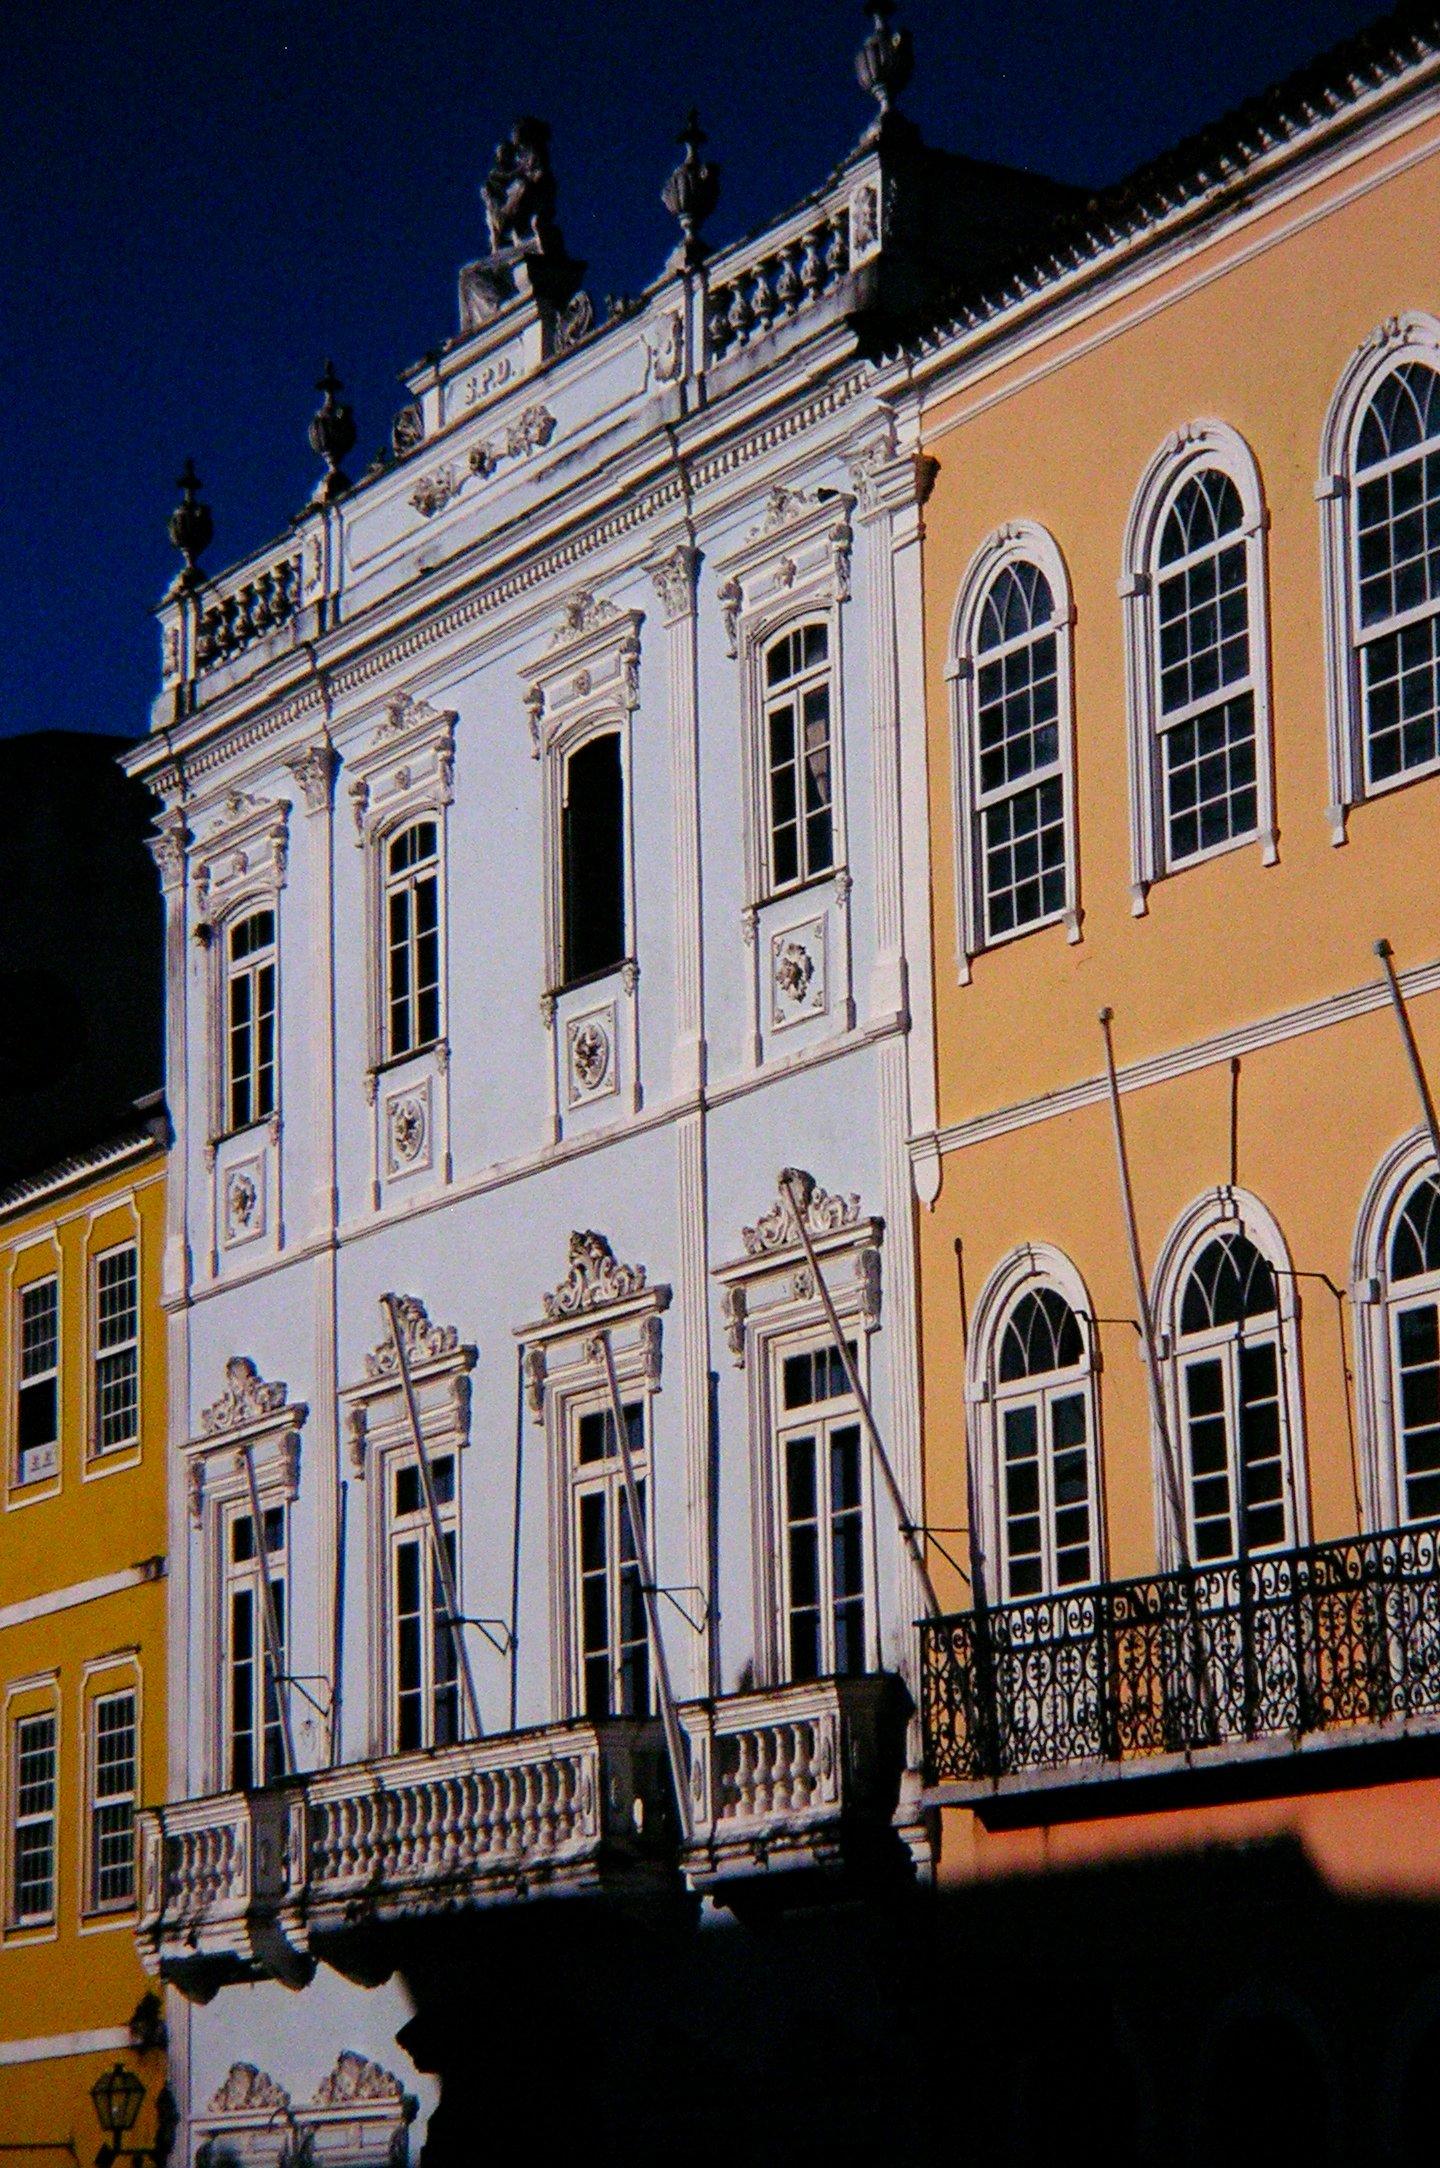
[93,1244,139,1454]
[561,733,626,985]
[17,1277,59,1485]
[571,1402,648,1719]
[389,1454,460,1753]
[226,1503,287,1791]
[12,1712,57,1926]
[385,821,442,1059]
[764,624,834,893]
[89,1689,137,1911]
[226,908,277,1131]
[778,1343,866,1682]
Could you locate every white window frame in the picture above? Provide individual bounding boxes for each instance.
[384,1446,461,1755]
[1352,1131,1440,1531]
[91,1240,139,1458]
[758,618,839,900]
[1121,422,1275,907]
[948,522,1080,978]
[770,1332,871,1682]
[556,716,632,991]
[567,1391,652,1721]
[223,904,278,1134]
[222,1492,289,1793]
[967,1245,1103,1605]
[9,1699,58,1931]
[381,814,444,1062]
[347,691,457,1081]
[15,1269,60,1489]
[85,1679,139,1917]
[1319,313,1440,839]
[1151,1190,1307,1571]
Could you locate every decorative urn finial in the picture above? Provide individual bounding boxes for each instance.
[855,0,914,140]
[308,360,357,503]
[167,458,213,590]
[661,109,721,269]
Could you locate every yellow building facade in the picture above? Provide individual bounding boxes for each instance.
[0,1127,169,2153]
[911,30,1440,1892]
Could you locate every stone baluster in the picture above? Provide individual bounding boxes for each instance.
[727,280,754,344]
[751,262,776,333]
[826,216,849,281]
[800,228,825,302]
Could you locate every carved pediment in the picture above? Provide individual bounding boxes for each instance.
[543,1230,648,1318]
[192,790,290,919]
[742,1167,861,1257]
[549,588,624,647]
[200,1356,289,1435]
[363,1294,463,1380]
[209,2063,291,2112]
[314,2050,412,2108]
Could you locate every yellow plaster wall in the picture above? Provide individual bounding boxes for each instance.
[0,1149,168,2141]
[917,107,1440,1888]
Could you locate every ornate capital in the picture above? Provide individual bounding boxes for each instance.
[148,808,192,894]
[646,544,700,623]
[283,740,339,815]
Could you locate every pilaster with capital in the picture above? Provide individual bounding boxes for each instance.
[645,540,705,1095]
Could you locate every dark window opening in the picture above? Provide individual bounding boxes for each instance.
[562,733,625,985]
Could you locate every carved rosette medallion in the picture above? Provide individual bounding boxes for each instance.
[566,1004,617,1106]
[223,1159,264,1246]
[385,1079,432,1178]
[770,915,827,1029]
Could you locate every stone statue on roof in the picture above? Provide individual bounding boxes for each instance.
[482,116,560,259]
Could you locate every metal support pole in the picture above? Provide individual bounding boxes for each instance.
[240,1439,298,1780]
[1097,1013,1191,1565]
[381,1293,483,1742]
[1376,940,1440,1166]
[779,1168,943,1622]
[595,1332,693,1842]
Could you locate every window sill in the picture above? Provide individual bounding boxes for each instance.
[550,960,635,1000]
[371,1037,448,1080]
[212,1113,278,1149]
[755,867,846,912]
[961,901,1076,979]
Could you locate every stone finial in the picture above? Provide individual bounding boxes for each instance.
[661,109,720,270]
[308,360,357,504]
[855,0,914,142]
[167,457,213,591]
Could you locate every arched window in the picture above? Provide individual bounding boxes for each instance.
[1155,1196,1305,1567]
[1320,317,1440,831]
[995,1287,1096,1598]
[1386,1172,1440,1523]
[1353,361,1440,787]
[949,527,1077,974]
[1122,425,1273,902]
[384,818,441,1059]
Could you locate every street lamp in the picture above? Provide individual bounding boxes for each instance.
[89,2067,175,2168]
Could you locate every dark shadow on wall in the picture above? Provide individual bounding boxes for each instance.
[398,1839,1440,2168]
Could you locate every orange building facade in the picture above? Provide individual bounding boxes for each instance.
[907,21,1440,1899]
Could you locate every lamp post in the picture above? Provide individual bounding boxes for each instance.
[90,2067,176,2168]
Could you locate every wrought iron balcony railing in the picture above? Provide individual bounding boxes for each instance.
[922,1522,1440,1793]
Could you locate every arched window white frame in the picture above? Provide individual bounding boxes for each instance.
[967,1246,1102,1603]
[948,525,1080,981]
[1152,1191,1307,1568]
[1352,1130,1440,1530]
[1320,313,1440,839]
[1121,423,1274,909]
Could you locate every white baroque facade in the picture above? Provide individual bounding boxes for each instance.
[126,60,1067,2161]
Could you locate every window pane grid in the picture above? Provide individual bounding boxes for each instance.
[227,1507,286,1790]
[971,563,1066,943]
[764,625,834,892]
[574,1405,649,1719]
[17,1278,59,1481]
[1355,364,1440,785]
[385,822,441,1058]
[226,910,276,1131]
[94,1246,139,1452]
[91,1690,137,1909]
[779,1349,867,1681]
[13,1713,56,1924]
[391,1455,459,1752]
[1162,691,1258,862]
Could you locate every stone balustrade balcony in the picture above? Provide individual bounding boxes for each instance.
[138,1717,672,1999]
[678,1673,913,1898]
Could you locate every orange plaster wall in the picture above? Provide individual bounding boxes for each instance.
[916,105,1440,1890]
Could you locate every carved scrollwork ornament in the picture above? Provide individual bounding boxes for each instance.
[742,1168,862,1257]
[200,1356,289,1435]
[543,1230,649,1319]
[363,1294,460,1379]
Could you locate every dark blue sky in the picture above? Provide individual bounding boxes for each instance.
[5,0,1382,741]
